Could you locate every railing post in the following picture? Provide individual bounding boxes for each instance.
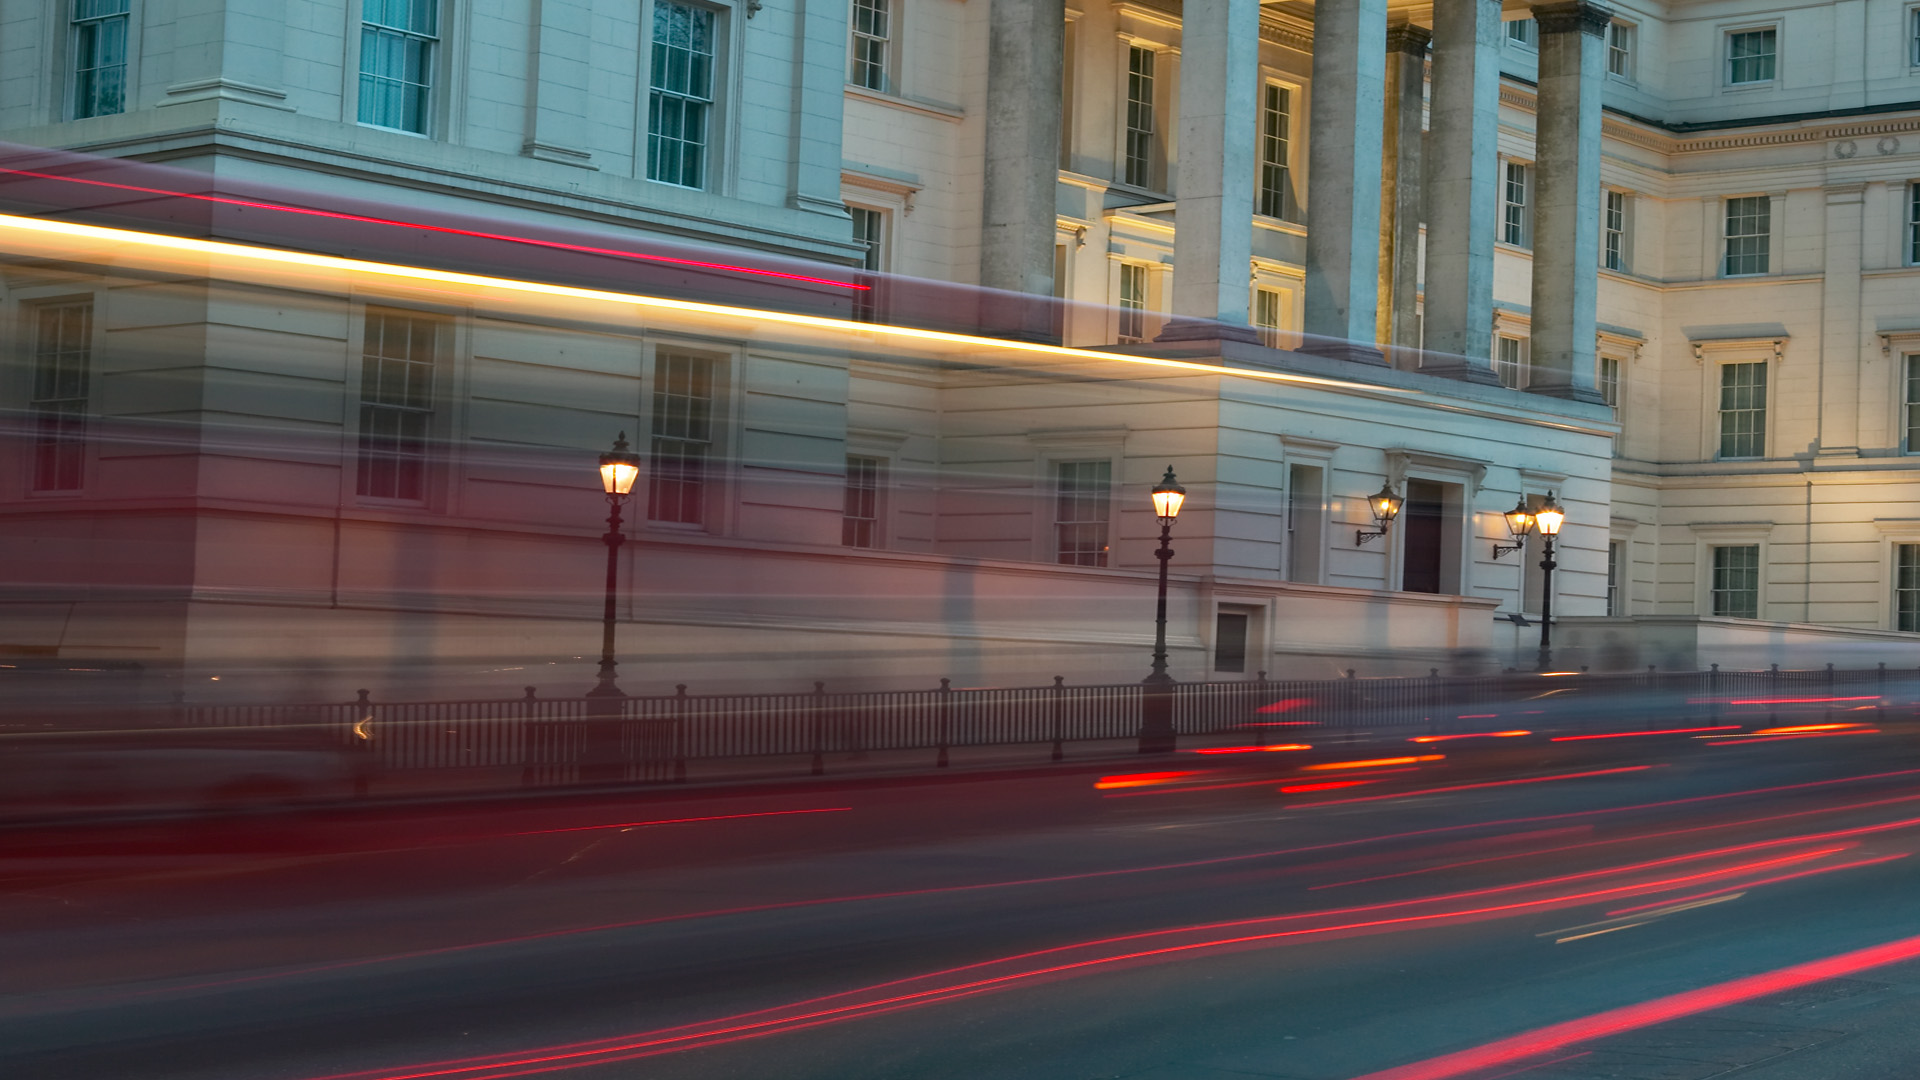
[518,685,538,788]
[810,682,827,776]
[937,678,951,768]
[1050,676,1065,762]
[1708,664,1720,725]
[1878,662,1887,725]
[673,684,689,783]
[1769,663,1781,727]
[1344,668,1359,737]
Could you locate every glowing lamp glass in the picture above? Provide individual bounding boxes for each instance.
[1503,497,1535,541]
[1369,482,1403,527]
[1151,466,1186,524]
[599,432,641,496]
[1535,493,1566,536]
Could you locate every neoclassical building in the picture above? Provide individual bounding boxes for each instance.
[2,1,1919,700]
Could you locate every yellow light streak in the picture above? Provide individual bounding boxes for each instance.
[0,212,1424,396]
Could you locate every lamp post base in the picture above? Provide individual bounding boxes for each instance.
[1138,673,1176,754]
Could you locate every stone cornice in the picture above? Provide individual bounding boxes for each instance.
[1257,13,1313,52]
[1500,81,1920,157]
[1532,1,1613,38]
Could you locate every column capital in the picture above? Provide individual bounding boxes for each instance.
[1385,21,1431,57]
[1532,2,1613,37]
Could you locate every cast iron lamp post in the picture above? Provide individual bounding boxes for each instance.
[584,433,640,780]
[1534,491,1566,670]
[1139,466,1186,754]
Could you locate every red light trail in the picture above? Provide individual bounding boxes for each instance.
[1550,725,1740,741]
[506,807,852,835]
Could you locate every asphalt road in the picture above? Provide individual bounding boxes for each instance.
[4,726,1920,1080]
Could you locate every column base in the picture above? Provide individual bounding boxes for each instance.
[1155,318,1262,345]
[1525,383,1609,405]
[1417,357,1503,385]
[1297,338,1389,365]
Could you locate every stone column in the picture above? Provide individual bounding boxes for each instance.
[1158,0,1260,342]
[1818,184,1865,456]
[1300,0,1388,364]
[1418,0,1503,383]
[1378,22,1429,363]
[981,0,1066,297]
[524,0,596,167]
[1526,1,1611,403]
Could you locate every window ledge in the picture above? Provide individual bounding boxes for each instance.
[843,85,964,122]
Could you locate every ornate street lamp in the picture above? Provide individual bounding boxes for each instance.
[584,433,640,781]
[1355,481,1403,545]
[1534,491,1566,670]
[1140,466,1185,754]
[1494,496,1535,559]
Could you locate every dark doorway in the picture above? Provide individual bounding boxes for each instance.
[1402,479,1445,594]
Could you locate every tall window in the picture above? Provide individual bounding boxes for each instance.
[1505,18,1536,47]
[1724,196,1770,276]
[1906,355,1920,453]
[1254,287,1285,349]
[1124,46,1156,189]
[356,311,438,502]
[1726,27,1776,85]
[1054,460,1111,567]
[1912,8,1920,68]
[1899,544,1920,632]
[1606,540,1625,616]
[1718,361,1767,459]
[1711,545,1760,619]
[1257,83,1293,220]
[1908,182,1919,266]
[31,303,93,493]
[1603,190,1630,272]
[1598,355,1620,413]
[1118,263,1148,343]
[850,205,883,322]
[1494,334,1529,389]
[1606,20,1636,80]
[359,0,438,134]
[648,1,716,189]
[72,0,130,119]
[849,0,889,91]
[648,351,715,525]
[843,455,883,548]
[1501,162,1531,247]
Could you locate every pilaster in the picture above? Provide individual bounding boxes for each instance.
[155,0,291,113]
[523,0,596,168]
[1819,184,1866,456]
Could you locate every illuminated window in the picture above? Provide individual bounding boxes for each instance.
[1118,263,1148,343]
[849,0,889,91]
[1254,287,1285,349]
[1494,334,1529,389]
[356,311,439,502]
[648,351,715,525]
[72,0,130,119]
[1054,460,1111,567]
[1607,20,1636,80]
[1711,545,1760,619]
[31,302,93,493]
[842,455,884,548]
[1717,361,1767,459]
[1598,355,1620,412]
[1724,196,1770,276]
[358,0,438,134]
[1257,83,1294,220]
[1907,355,1920,453]
[1603,190,1630,272]
[1726,27,1776,85]
[1899,544,1920,632]
[850,206,884,322]
[648,1,717,189]
[1501,161,1531,247]
[1124,46,1156,189]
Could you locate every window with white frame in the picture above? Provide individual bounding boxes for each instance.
[1607,20,1636,80]
[1905,354,1920,453]
[1254,287,1285,349]
[1118,262,1148,343]
[1718,361,1767,459]
[648,350,717,525]
[1606,540,1625,616]
[1505,17,1536,47]
[72,0,130,120]
[1598,354,1621,413]
[30,302,93,493]
[1908,182,1919,265]
[849,0,889,91]
[1899,544,1920,632]
[359,0,438,134]
[1726,27,1776,86]
[1603,190,1631,272]
[1711,544,1760,619]
[1124,46,1157,189]
[1911,7,1920,68]
[1495,334,1529,389]
[842,455,884,548]
[356,310,440,502]
[1054,459,1111,566]
[648,0,717,189]
[850,205,884,321]
[1257,83,1294,220]
[1501,161,1531,247]
[1724,196,1770,276]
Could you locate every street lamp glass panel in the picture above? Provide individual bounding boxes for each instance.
[1535,494,1566,536]
[1151,466,1186,524]
[599,432,641,495]
[1370,483,1403,528]
[1504,498,1535,541]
